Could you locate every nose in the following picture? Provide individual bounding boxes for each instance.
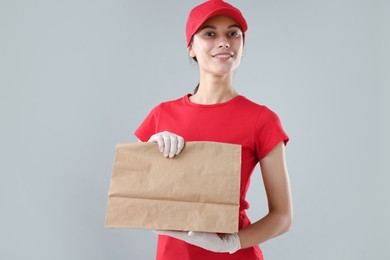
[218,36,230,49]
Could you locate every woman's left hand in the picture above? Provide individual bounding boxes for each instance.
[154,230,241,254]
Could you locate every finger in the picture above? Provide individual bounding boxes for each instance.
[148,135,164,152]
[162,134,171,157]
[176,136,185,155]
[188,231,209,239]
[169,136,178,158]
[188,231,197,237]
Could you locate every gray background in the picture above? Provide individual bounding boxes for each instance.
[1,0,389,259]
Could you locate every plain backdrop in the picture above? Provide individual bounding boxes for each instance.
[1,0,389,259]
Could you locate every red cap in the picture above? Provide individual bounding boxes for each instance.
[186,0,248,46]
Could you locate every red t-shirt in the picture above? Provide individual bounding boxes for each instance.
[135,94,289,260]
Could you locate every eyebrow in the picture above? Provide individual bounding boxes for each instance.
[200,24,242,30]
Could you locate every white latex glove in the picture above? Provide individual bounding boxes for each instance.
[155,230,241,254]
[148,131,185,158]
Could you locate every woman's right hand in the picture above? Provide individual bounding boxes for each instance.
[148,131,185,158]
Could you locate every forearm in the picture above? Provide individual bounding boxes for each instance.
[238,211,292,249]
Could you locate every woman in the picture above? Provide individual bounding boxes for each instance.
[135,0,293,259]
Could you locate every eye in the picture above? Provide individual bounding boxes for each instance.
[204,31,215,37]
[228,31,241,37]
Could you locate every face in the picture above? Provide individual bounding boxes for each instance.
[188,15,244,76]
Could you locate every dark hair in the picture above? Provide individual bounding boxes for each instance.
[193,83,200,94]
[189,37,199,94]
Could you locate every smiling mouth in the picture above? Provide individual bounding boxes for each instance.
[212,53,234,59]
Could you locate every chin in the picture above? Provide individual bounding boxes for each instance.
[212,67,239,76]
[204,64,237,75]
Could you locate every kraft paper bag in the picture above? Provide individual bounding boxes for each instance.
[105,141,241,233]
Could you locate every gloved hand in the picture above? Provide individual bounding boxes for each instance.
[148,131,185,158]
[155,230,241,254]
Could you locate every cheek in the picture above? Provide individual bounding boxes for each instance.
[192,38,213,55]
[233,38,244,50]
[196,43,211,56]
[192,49,211,66]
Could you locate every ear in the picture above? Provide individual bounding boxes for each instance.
[187,44,196,58]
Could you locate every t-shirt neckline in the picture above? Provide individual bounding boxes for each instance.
[184,94,244,108]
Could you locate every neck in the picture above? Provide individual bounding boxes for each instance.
[190,72,238,104]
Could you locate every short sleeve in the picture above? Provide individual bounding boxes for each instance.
[255,107,289,160]
[134,106,159,142]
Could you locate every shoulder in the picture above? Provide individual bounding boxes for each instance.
[238,96,284,127]
[238,96,275,115]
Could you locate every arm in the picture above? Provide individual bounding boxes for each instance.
[238,141,293,248]
[155,141,292,254]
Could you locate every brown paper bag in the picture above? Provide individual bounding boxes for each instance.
[105,141,241,233]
